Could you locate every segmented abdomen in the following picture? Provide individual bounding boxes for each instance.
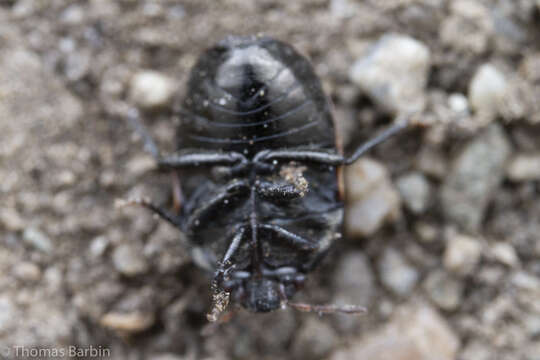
[177,36,336,157]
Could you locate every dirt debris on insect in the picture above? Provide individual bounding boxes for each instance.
[279,162,309,197]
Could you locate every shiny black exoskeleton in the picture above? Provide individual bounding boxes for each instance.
[127,35,408,318]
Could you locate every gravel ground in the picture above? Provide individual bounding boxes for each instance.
[1,1,540,359]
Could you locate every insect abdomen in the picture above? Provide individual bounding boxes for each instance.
[178,35,336,156]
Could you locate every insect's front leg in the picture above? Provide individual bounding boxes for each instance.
[126,108,248,171]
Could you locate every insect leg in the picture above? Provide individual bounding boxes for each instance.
[158,151,248,171]
[342,113,411,165]
[116,197,184,230]
[208,227,246,323]
[185,180,250,234]
[259,224,318,251]
[126,108,248,170]
[126,108,161,159]
[253,113,412,167]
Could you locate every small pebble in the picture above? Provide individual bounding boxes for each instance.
[130,71,175,110]
[0,207,25,231]
[330,302,459,360]
[126,154,156,177]
[396,171,431,214]
[23,227,53,253]
[333,251,374,306]
[414,221,440,243]
[345,158,401,237]
[349,33,431,114]
[448,93,469,114]
[292,318,339,360]
[441,123,511,231]
[506,154,540,181]
[469,64,508,116]
[378,248,419,296]
[423,269,463,311]
[100,311,155,334]
[443,233,482,276]
[13,262,41,282]
[489,242,519,267]
[89,236,109,258]
[112,244,149,277]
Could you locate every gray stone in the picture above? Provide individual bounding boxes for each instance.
[292,318,339,359]
[130,70,175,110]
[423,269,463,311]
[506,154,540,181]
[439,1,492,55]
[441,123,511,231]
[345,158,401,237]
[23,227,53,253]
[112,244,149,277]
[489,242,519,267]
[469,64,508,116]
[330,301,460,360]
[333,251,375,307]
[414,221,440,243]
[443,233,482,276]
[396,171,432,214]
[0,207,25,231]
[378,248,419,296]
[349,34,431,114]
[13,262,42,282]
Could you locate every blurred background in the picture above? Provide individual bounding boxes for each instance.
[1,0,540,359]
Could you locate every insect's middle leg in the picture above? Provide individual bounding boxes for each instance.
[259,223,318,251]
[185,180,250,235]
[253,113,412,167]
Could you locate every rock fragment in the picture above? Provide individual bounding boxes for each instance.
[506,153,540,181]
[396,171,431,214]
[440,123,511,231]
[292,318,339,360]
[330,302,459,360]
[349,34,431,114]
[345,158,401,237]
[100,311,155,334]
[423,270,463,310]
[130,71,175,110]
[112,244,149,277]
[378,248,419,296]
[469,64,508,117]
[443,233,482,276]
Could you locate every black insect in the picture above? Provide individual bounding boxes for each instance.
[125,35,409,321]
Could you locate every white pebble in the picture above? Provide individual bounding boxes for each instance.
[443,234,482,276]
[469,63,507,116]
[130,71,175,110]
[349,34,431,114]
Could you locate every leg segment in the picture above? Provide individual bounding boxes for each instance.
[116,197,184,230]
[253,113,412,167]
[259,223,318,251]
[185,180,250,234]
[126,108,248,170]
